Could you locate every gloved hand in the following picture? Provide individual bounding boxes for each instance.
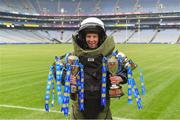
[70,75,77,85]
[109,76,123,84]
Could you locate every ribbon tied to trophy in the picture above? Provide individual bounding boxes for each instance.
[44,53,84,116]
[44,50,146,117]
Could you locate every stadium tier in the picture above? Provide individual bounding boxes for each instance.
[152,29,180,44]
[0,30,75,44]
[127,29,155,44]
[107,30,134,43]
[0,0,179,15]
[0,29,179,44]
[0,0,179,44]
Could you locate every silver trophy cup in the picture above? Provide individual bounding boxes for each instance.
[67,55,79,94]
[107,56,124,98]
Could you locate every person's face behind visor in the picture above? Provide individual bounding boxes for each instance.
[85,33,99,49]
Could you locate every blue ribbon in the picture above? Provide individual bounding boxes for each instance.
[127,65,143,109]
[76,72,81,106]
[44,66,54,111]
[61,63,71,116]
[101,57,107,106]
[79,63,84,111]
[131,78,142,109]
[138,67,146,95]
[51,80,55,107]
[127,65,133,104]
[55,59,64,105]
[61,53,72,116]
[112,50,118,56]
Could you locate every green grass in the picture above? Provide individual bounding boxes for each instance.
[0,44,180,119]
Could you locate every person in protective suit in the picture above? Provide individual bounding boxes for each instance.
[70,17,128,119]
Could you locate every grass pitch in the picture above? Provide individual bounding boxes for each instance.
[0,44,180,119]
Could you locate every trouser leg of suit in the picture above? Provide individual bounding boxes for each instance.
[70,100,112,120]
[71,100,84,119]
[96,104,112,120]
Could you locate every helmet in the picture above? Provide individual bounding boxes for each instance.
[77,17,107,49]
[79,17,105,31]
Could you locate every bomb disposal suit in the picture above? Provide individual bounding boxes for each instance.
[69,17,128,119]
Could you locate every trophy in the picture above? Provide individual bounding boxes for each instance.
[67,55,79,100]
[117,52,137,70]
[107,56,124,98]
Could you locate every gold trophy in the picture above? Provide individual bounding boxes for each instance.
[107,56,124,98]
[67,55,79,95]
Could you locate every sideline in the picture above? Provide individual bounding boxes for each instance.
[0,104,131,119]
[0,104,60,113]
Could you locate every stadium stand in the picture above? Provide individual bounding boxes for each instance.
[0,0,179,44]
[0,30,50,44]
[0,29,75,44]
[127,29,155,43]
[0,0,179,14]
[107,30,134,43]
[152,29,180,44]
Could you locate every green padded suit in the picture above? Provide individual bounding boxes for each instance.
[70,35,115,119]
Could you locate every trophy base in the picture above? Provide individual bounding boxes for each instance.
[71,85,77,93]
[70,85,77,100]
[109,87,124,98]
[110,86,119,89]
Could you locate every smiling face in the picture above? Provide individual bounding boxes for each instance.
[85,33,99,49]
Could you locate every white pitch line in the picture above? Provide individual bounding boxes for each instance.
[0,104,61,113]
[113,117,132,120]
[0,104,131,119]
